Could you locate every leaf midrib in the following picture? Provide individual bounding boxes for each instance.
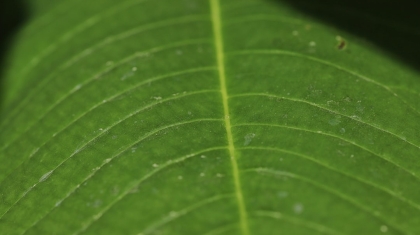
[210,0,250,235]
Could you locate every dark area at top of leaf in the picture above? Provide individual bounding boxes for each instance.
[0,0,28,113]
[281,0,420,71]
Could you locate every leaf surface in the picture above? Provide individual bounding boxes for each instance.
[1,0,420,234]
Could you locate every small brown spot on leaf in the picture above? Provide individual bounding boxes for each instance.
[338,40,346,50]
[336,36,347,50]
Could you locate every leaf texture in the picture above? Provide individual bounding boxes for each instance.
[0,0,420,234]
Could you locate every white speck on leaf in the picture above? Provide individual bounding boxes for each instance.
[292,30,299,36]
[327,100,339,106]
[152,163,159,168]
[294,203,304,214]
[328,115,341,126]
[72,84,82,91]
[380,225,388,233]
[55,200,62,207]
[121,71,134,81]
[200,155,206,159]
[22,185,35,197]
[39,170,53,182]
[328,119,341,126]
[309,41,316,46]
[136,52,150,57]
[329,119,340,126]
[29,148,39,158]
[244,133,256,146]
[178,175,183,180]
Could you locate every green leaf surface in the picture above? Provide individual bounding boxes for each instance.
[1,0,420,234]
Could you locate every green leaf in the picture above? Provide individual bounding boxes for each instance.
[1,0,420,234]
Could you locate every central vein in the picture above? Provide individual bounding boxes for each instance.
[209,1,250,234]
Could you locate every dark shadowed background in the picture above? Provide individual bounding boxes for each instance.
[0,0,27,113]
[281,0,420,71]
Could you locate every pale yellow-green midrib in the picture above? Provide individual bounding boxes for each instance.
[209,0,250,234]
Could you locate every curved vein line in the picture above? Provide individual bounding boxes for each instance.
[20,0,125,37]
[238,145,420,211]
[18,0,151,81]
[244,168,408,234]
[135,194,234,235]
[210,0,250,234]
[63,14,210,68]
[22,146,227,235]
[0,108,222,219]
[252,210,345,235]
[0,14,210,131]
[388,86,420,97]
[234,122,419,180]
[0,39,213,152]
[230,92,420,149]
[0,88,218,188]
[16,0,83,38]
[227,50,420,117]
[70,145,226,234]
